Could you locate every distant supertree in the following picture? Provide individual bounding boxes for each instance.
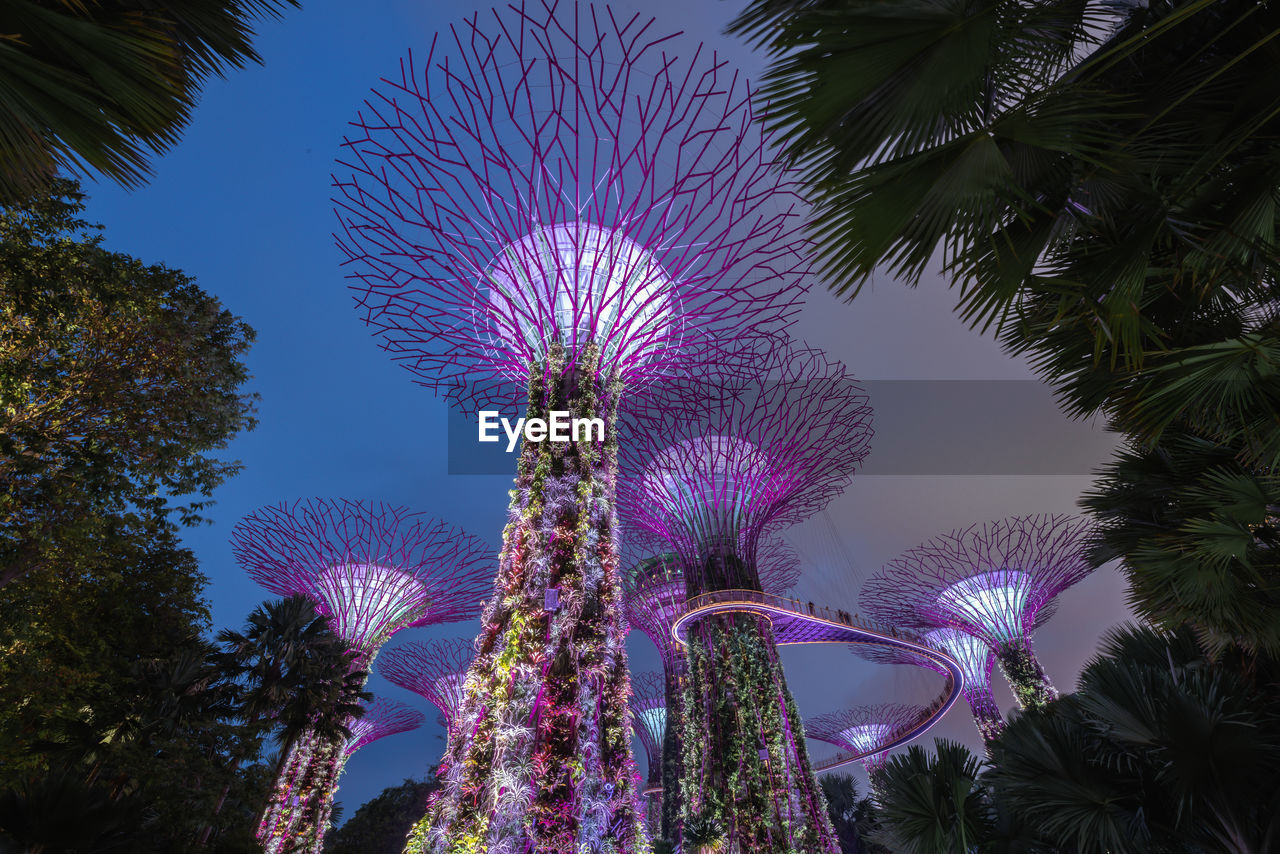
[332,4,811,851]
[850,631,1003,744]
[378,638,476,736]
[863,515,1094,710]
[619,344,873,853]
[805,704,925,779]
[630,671,667,839]
[232,499,492,854]
[623,534,801,842]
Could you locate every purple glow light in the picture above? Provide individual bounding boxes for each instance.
[378,638,476,734]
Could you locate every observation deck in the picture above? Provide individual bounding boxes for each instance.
[671,589,964,773]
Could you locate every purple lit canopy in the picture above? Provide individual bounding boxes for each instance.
[231,499,493,653]
[332,4,813,411]
[805,704,927,773]
[862,514,1093,649]
[346,696,426,755]
[378,637,476,733]
[620,344,873,577]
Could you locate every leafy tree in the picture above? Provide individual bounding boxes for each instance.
[323,776,441,854]
[0,0,299,199]
[731,0,1280,655]
[987,625,1280,853]
[217,595,370,763]
[0,177,257,588]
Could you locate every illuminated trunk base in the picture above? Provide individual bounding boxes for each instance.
[996,641,1058,711]
[258,730,347,854]
[965,687,1006,745]
[408,346,646,854]
[680,615,840,854]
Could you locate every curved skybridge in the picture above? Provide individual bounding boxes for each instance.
[671,588,964,772]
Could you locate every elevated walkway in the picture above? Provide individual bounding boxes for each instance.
[671,588,963,772]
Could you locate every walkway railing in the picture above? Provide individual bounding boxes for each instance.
[670,588,964,773]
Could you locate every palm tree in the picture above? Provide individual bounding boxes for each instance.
[1083,430,1280,656]
[730,0,1280,436]
[217,595,367,760]
[0,0,298,200]
[987,624,1280,853]
[870,740,994,854]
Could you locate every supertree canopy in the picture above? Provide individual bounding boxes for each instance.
[331,5,813,852]
[862,514,1094,711]
[618,344,873,854]
[232,499,492,854]
[805,704,925,778]
[378,638,477,735]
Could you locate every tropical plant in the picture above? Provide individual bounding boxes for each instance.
[987,624,1280,853]
[821,774,887,854]
[870,740,994,854]
[1084,431,1280,655]
[0,0,299,199]
[0,177,257,588]
[216,596,369,761]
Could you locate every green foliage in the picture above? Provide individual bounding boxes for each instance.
[871,741,994,854]
[1084,431,1280,656]
[324,777,441,854]
[987,625,1280,853]
[821,774,887,854]
[0,177,258,588]
[0,0,299,199]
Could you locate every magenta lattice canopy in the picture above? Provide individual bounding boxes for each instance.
[805,704,926,772]
[619,343,873,577]
[347,696,426,755]
[378,637,476,733]
[231,499,494,652]
[332,4,813,411]
[861,515,1093,648]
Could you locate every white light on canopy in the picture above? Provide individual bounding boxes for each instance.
[314,563,432,648]
[935,569,1031,643]
[635,707,667,743]
[481,221,675,366]
[838,723,891,754]
[924,627,994,686]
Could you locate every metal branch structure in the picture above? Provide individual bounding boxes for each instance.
[331,5,814,851]
[862,514,1094,711]
[347,696,427,754]
[630,671,667,838]
[378,638,477,736]
[618,344,873,853]
[232,499,492,854]
[805,704,925,779]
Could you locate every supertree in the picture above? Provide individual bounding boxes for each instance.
[630,671,666,839]
[623,534,801,842]
[284,696,427,854]
[618,344,873,853]
[232,499,492,854]
[848,629,1005,744]
[378,638,477,736]
[862,514,1094,711]
[331,4,812,851]
[804,704,924,782]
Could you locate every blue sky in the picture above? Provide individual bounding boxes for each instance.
[79,0,1131,820]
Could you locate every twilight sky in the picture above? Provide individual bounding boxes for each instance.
[79,0,1132,818]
